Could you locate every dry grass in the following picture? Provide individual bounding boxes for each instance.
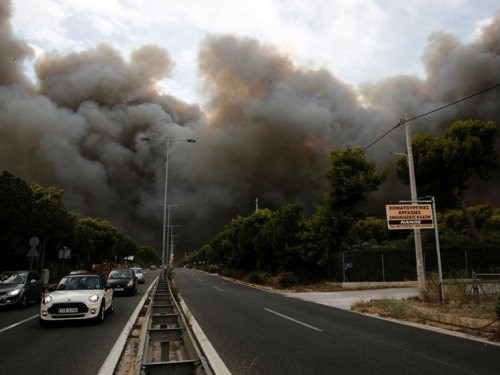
[351,276,500,344]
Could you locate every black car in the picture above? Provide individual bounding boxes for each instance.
[0,270,44,308]
[107,269,137,296]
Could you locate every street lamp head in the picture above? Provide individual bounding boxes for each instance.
[141,137,151,141]
[186,139,196,143]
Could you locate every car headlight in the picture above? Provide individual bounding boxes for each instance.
[89,294,99,303]
[127,280,134,287]
[42,295,52,305]
[7,288,21,296]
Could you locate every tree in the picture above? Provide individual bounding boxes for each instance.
[30,183,75,269]
[78,218,119,265]
[0,171,35,268]
[311,145,389,278]
[136,245,161,266]
[396,119,500,242]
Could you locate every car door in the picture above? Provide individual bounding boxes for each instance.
[27,272,42,302]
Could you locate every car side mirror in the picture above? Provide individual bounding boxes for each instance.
[106,283,112,290]
[48,285,55,292]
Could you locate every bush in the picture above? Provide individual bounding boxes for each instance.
[295,268,321,285]
[277,271,297,288]
[208,265,219,274]
[249,272,262,284]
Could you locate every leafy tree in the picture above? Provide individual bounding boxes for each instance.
[311,145,389,277]
[136,245,161,267]
[30,183,75,269]
[255,203,305,272]
[78,218,119,265]
[396,119,500,242]
[0,171,35,268]
[115,234,138,262]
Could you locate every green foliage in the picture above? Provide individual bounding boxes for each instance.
[396,119,500,241]
[277,271,297,288]
[249,271,262,284]
[136,245,160,267]
[0,170,151,272]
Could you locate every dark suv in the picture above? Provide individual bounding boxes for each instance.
[0,270,44,308]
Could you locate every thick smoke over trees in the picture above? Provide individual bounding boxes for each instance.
[1,1,499,258]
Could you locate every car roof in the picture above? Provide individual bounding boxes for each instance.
[65,273,101,277]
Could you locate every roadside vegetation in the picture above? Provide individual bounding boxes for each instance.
[351,273,500,343]
[0,171,161,277]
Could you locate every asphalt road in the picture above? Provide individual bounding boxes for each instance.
[0,269,160,375]
[174,268,500,375]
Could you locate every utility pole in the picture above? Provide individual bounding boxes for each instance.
[255,198,259,213]
[404,114,426,297]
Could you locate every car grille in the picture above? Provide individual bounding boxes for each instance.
[48,302,89,317]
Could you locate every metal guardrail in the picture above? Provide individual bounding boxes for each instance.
[131,276,213,375]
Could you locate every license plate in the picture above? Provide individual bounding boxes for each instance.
[59,308,78,313]
[115,288,124,291]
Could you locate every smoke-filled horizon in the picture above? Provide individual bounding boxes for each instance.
[1,1,500,259]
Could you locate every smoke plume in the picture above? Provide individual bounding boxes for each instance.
[1,1,499,258]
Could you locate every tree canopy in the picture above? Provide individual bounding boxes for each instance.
[395,119,500,241]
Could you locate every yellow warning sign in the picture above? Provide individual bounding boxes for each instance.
[386,204,434,230]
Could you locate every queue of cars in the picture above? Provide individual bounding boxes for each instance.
[1,266,153,327]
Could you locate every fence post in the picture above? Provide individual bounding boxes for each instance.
[381,254,385,282]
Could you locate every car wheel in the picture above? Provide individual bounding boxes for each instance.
[108,298,114,314]
[95,302,105,324]
[18,294,28,309]
[39,317,50,328]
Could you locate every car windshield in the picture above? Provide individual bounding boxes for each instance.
[56,276,101,290]
[109,270,133,279]
[131,269,143,274]
[0,272,26,284]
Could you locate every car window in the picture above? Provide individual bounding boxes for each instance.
[56,276,86,290]
[109,270,133,278]
[83,277,101,289]
[0,272,26,284]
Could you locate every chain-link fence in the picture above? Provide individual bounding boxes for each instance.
[334,249,500,282]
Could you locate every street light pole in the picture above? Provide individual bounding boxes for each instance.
[141,137,195,275]
[168,225,181,266]
[402,114,426,296]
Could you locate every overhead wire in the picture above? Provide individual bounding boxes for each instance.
[261,82,500,205]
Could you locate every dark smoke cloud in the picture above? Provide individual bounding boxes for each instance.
[1,0,500,259]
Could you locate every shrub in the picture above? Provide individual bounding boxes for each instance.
[496,294,500,319]
[249,272,262,284]
[208,265,219,274]
[277,271,297,288]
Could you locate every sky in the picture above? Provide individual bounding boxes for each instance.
[2,0,500,260]
[10,0,500,104]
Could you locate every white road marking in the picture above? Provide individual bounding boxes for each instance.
[264,308,323,332]
[213,287,225,292]
[0,315,38,334]
[198,279,204,282]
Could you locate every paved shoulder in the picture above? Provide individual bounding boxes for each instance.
[284,287,419,309]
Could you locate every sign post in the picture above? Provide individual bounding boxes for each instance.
[386,197,445,301]
[27,237,40,269]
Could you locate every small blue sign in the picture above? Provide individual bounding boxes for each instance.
[344,262,353,270]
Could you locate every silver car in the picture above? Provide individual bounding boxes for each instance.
[130,267,145,284]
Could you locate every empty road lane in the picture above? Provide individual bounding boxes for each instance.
[174,268,500,375]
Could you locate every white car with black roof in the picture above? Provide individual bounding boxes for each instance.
[39,273,114,327]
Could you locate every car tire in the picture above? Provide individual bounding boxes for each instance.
[95,302,105,324]
[108,298,114,314]
[18,294,27,309]
[39,317,50,328]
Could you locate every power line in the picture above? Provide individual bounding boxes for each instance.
[263,82,500,203]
